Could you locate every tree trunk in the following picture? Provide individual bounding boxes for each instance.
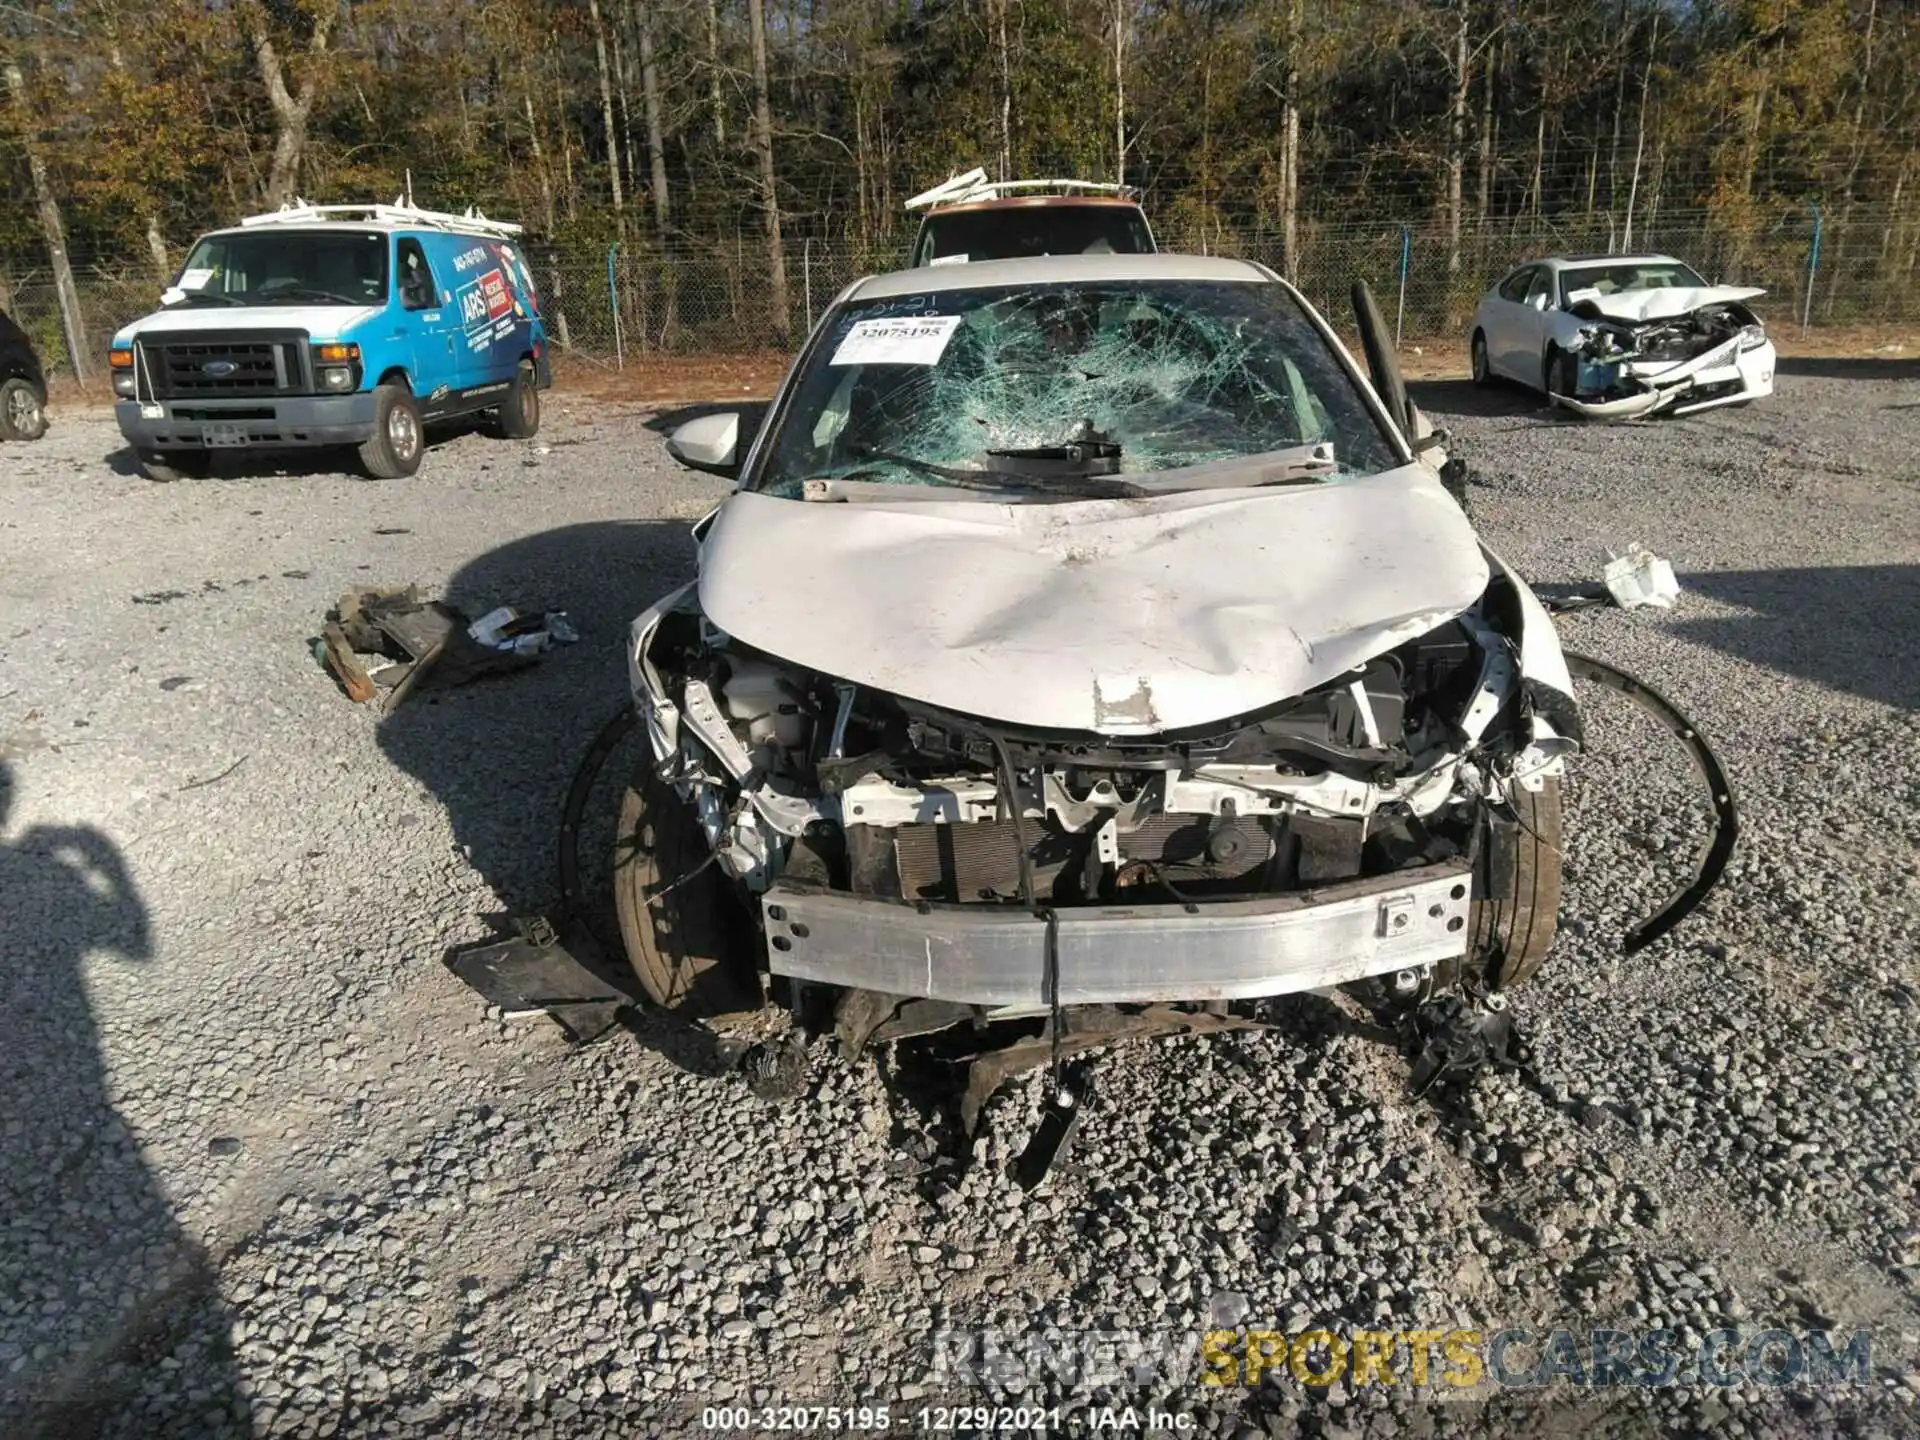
[706,0,727,145]
[1621,11,1657,252]
[1475,36,1496,224]
[3,61,88,380]
[146,216,170,278]
[614,28,639,205]
[524,84,557,234]
[747,0,791,343]
[1112,0,1127,185]
[1530,104,1545,219]
[1279,0,1301,278]
[1445,7,1467,275]
[638,0,676,338]
[251,7,335,207]
[994,0,1012,181]
[588,0,626,223]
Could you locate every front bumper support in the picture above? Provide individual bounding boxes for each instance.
[760,863,1473,1007]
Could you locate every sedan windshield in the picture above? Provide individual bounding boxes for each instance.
[1558,260,1706,305]
[753,279,1400,499]
[167,231,389,307]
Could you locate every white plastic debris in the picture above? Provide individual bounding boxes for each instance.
[1602,543,1680,610]
[467,606,581,654]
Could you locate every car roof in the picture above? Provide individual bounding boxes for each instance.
[923,195,1145,215]
[1528,253,1684,270]
[849,253,1269,300]
[198,222,503,240]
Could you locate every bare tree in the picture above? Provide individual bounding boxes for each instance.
[250,4,335,207]
[747,0,790,342]
[3,58,88,379]
[588,0,626,223]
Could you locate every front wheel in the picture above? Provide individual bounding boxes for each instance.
[1469,776,1563,991]
[356,382,424,479]
[493,360,541,439]
[612,762,760,1017]
[1469,331,1493,388]
[0,377,47,440]
[1543,345,1579,403]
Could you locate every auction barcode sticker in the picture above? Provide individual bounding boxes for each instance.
[829,315,961,367]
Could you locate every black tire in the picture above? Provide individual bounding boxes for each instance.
[1469,330,1493,388]
[494,360,540,440]
[137,450,209,483]
[1470,776,1563,991]
[0,377,47,441]
[1543,345,1578,402]
[612,761,760,1017]
[356,381,424,479]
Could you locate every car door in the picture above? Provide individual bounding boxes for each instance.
[1483,266,1534,380]
[1514,267,1559,389]
[392,234,464,415]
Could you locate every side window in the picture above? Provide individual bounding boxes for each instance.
[1525,268,1555,310]
[1497,267,1534,303]
[396,239,438,311]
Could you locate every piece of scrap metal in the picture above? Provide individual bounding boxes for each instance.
[446,914,632,1043]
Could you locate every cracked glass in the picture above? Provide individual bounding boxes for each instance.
[752,280,1400,498]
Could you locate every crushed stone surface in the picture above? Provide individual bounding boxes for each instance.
[1,373,1917,1437]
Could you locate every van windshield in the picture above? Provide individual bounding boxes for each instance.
[166,231,390,307]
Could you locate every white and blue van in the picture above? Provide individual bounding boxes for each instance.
[109,201,551,481]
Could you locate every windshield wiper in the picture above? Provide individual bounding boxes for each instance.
[172,291,244,307]
[984,437,1123,476]
[1122,442,1342,493]
[843,443,1146,499]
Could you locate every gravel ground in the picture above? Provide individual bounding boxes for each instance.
[1,370,1917,1439]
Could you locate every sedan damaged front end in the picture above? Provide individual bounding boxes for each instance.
[1554,285,1777,420]
[609,256,1732,1159]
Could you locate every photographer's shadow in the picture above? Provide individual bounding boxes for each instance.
[0,763,250,1437]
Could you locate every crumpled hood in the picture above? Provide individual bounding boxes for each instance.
[696,465,1492,735]
[1567,284,1766,324]
[114,304,384,344]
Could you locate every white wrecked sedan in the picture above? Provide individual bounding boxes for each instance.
[1469,253,1777,419]
[613,255,1732,1156]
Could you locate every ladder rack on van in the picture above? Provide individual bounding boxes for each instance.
[237,198,524,238]
[904,168,1134,211]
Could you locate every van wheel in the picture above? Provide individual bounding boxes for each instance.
[1470,777,1564,991]
[138,450,208,482]
[494,361,540,439]
[0,378,47,440]
[357,382,424,479]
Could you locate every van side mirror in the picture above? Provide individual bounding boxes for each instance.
[666,412,741,477]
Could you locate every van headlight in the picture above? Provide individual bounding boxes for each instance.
[311,342,362,394]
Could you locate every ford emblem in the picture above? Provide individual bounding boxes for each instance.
[201,359,238,377]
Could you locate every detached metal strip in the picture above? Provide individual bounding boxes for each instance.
[1563,651,1739,953]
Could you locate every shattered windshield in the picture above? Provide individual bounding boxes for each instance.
[753,279,1400,499]
[1558,260,1707,305]
[166,231,389,307]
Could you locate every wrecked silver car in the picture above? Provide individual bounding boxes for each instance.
[614,255,1730,1165]
[1470,254,1777,419]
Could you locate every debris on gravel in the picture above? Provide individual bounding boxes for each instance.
[1,373,1916,1436]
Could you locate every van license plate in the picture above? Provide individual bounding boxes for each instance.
[204,423,249,447]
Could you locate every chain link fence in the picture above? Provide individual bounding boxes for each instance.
[4,204,1913,380]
